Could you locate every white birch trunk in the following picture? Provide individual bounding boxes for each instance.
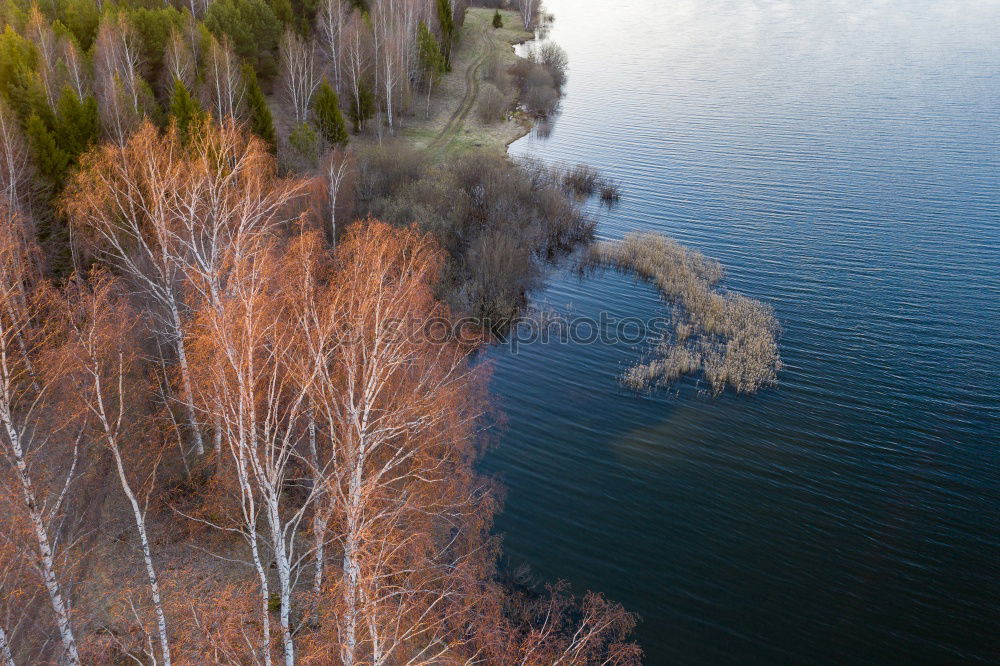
[91,363,172,666]
[1,412,80,666]
[266,497,295,666]
[248,523,273,666]
[168,299,204,456]
[0,623,15,666]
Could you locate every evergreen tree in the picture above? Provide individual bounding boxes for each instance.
[435,0,454,70]
[312,79,348,146]
[492,9,503,29]
[417,20,446,82]
[242,62,277,152]
[55,87,100,159]
[417,20,446,115]
[271,0,293,26]
[169,78,204,143]
[348,81,375,133]
[128,5,185,72]
[288,121,318,165]
[25,113,69,186]
[59,0,101,49]
[205,0,281,76]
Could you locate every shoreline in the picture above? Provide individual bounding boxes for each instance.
[375,8,538,158]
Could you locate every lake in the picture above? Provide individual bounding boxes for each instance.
[481,0,1000,662]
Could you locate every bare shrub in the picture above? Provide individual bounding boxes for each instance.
[353,146,593,329]
[509,56,534,82]
[533,42,569,89]
[526,64,554,89]
[524,83,558,116]
[484,51,504,83]
[355,143,427,203]
[588,232,781,394]
[563,164,600,196]
[477,83,507,124]
[600,180,622,203]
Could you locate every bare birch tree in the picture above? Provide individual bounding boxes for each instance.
[293,220,492,665]
[317,0,350,94]
[342,10,371,126]
[94,13,147,143]
[0,211,80,666]
[0,624,12,666]
[25,6,60,110]
[279,30,321,126]
[322,148,353,248]
[163,28,196,96]
[0,100,33,216]
[62,123,205,457]
[519,0,539,29]
[202,36,244,122]
[51,273,173,666]
[62,39,88,101]
[188,234,321,666]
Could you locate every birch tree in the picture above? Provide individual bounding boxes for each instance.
[188,234,320,666]
[341,10,371,128]
[321,148,353,248]
[62,39,88,101]
[317,0,350,94]
[293,220,492,665]
[62,123,206,456]
[25,6,60,110]
[94,13,147,143]
[163,28,196,95]
[0,100,32,215]
[202,35,244,122]
[0,210,81,666]
[0,624,12,666]
[279,30,321,126]
[51,273,173,666]
[520,0,538,29]
[371,0,407,131]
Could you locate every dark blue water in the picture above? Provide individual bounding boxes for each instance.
[481,0,1000,663]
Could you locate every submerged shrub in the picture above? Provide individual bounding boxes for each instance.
[600,180,622,203]
[563,164,600,195]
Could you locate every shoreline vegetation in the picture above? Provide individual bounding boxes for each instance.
[585,233,782,395]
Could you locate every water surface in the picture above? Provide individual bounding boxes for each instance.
[482,0,1000,662]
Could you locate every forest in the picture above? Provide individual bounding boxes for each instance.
[0,0,642,663]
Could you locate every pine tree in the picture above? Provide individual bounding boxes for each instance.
[417,21,446,116]
[169,78,204,143]
[418,20,446,82]
[492,9,503,29]
[436,0,454,70]
[312,79,348,146]
[25,113,69,186]
[55,88,100,159]
[348,81,375,133]
[242,62,277,152]
[289,122,318,165]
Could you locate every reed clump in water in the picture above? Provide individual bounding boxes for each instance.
[599,180,622,204]
[586,232,781,394]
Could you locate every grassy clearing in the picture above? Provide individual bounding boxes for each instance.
[401,8,534,158]
[586,232,782,395]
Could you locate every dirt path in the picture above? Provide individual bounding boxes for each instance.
[425,22,494,156]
